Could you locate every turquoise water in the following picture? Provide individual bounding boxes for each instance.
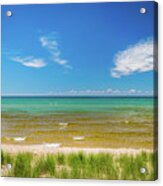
[1,97,155,147]
[2,97,154,114]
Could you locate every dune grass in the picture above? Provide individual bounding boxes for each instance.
[14,152,33,177]
[1,150,157,180]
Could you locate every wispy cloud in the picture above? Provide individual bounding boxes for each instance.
[111,38,154,78]
[10,33,71,70]
[40,34,72,69]
[42,88,153,96]
[11,56,46,68]
[4,88,153,97]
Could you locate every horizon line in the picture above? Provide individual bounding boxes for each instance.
[1,95,155,98]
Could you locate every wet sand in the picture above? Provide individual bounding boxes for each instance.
[1,144,152,155]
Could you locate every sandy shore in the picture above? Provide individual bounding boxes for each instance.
[1,144,153,155]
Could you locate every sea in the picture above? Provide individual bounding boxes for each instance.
[1,97,156,148]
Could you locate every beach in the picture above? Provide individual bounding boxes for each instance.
[1,144,153,155]
[1,97,156,179]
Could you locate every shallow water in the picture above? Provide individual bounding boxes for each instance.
[1,97,156,149]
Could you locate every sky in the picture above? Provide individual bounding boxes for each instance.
[1,2,157,96]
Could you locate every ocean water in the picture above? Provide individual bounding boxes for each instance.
[2,97,154,114]
[1,97,155,148]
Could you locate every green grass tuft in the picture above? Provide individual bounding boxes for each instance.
[13,152,33,177]
[1,151,157,180]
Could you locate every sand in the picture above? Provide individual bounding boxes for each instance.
[1,144,152,155]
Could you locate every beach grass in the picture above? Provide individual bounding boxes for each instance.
[1,150,157,180]
[14,152,33,177]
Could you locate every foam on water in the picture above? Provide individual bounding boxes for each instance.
[14,137,26,142]
[59,122,69,126]
[73,136,85,141]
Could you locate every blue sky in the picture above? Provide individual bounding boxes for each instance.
[2,2,156,96]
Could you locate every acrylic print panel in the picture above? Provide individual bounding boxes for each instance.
[1,1,158,180]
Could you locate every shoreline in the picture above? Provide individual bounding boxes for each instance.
[1,144,153,155]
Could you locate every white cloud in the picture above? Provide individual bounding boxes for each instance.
[4,88,153,97]
[11,56,46,68]
[40,35,72,69]
[40,37,58,49]
[128,89,137,94]
[111,38,154,78]
[45,88,153,96]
